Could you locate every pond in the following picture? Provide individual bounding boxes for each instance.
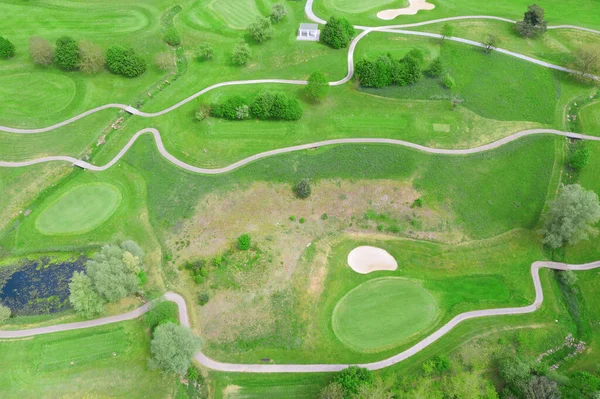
[0,257,85,316]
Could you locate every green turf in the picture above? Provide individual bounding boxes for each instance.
[324,0,407,14]
[209,0,263,29]
[579,101,600,135]
[332,277,439,352]
[35,182,122,235]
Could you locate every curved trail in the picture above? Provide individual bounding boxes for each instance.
[1,11,599,134]
[2,128,600,173]
[1,261,598,372]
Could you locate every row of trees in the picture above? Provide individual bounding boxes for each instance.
[355,49,426,88]
[68,241,146,318]
[208,91,303,121]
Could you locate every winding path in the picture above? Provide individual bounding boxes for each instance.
[1,260,598,372]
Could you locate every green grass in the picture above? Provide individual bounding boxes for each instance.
[579,101,600,135]
[211,372,331,399]
[35,182,122,235]
[332,277,439,352]
[208,0,263,30]
[324,0,407,14]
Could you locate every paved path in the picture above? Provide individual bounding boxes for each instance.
[2,128,600,173]
[1,260,598,372]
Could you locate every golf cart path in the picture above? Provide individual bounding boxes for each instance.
[1,14,598,134]
[1,261,598,372]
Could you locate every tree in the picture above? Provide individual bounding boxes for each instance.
[155,51,175,71]
[559,270,578,286]
[355,58,377,87]
[516,4,548,37]
[319,382,345,399]
[28,36,53,66]
[305,71,329,102]
[270,3,286,23]
[442,73,455,89]
[0,36,15,59]
[86,244,140,302]
[55,36,80,70]
[237,233,251,250]
[106,45,146,77]
[197,43,214,61]
[69,271,105,319]
[164,27,181,46]
[570,142,591,171]
[295,178,311,199]
[0,304,10,322]
[353,376,394,399]
[483,34,497,54]
[144,300,179,331]
[321,16,355,49]
[441,23,454,40]
[232,41,251,66]
[524,376,560,399]
[78,41,105,74]
[149,323,201,375]
[250,91,303,120]
[333,366,373,396]
[247,17,274,42]
[540,184,600,248]
[425,56,443,77]
[571,47,600,84]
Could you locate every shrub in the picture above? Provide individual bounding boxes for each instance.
[248,17,274,42]
[78,41,105,74]
[193,275,204,284]
[232,41,251,66]
[422,355,450,374]
[212,256,223,267]
[210,96,248,120]
[106,45,146,77]
[321,16,355,49]
[442,73,456,89]
[0,304,11,322]
[195,109,206,121]
[333,366,373,396]
[0,36,15,59]
[155,51,175,71]
[289,215,296,221]
[570,143,591,171]
[411,198,424,208]
[197,43,214,61]
[164,27,181,46]
[305,71,329,102]
[28,36,53,66]
[54,36,80,70]
[238,234,251,250]
[299,217,305,224]
[321,213,328,220]
[441,23,454,39]
[144,300,179,331]
[295,178,311,199]
[250,91,303,120]
[149,323,201,375]
[198,293,210,306]
[425,57,443,77]
[270,3,286,23]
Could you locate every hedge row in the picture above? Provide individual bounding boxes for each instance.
[210,91,303,121]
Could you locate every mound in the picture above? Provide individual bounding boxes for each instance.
[332,277,438,352]
[347,246,398,274]
[36,183,122,235]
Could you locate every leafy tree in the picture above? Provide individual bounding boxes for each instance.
[571,47,600,84]
[28,36,53,66]
[68,271,105,318]
[78,41,105,74]
[86,244,140,302]
[155,51,175,71]
[355,58,377,87]
[516,4,548,37]
[55,36,80,70]
[238,233,251,250]
[333,366,373,397]
[0,304,11,322]
[248,17,274,42]
[305,71,329,102]
[250,91,302,120]
[483,34,497,54]
[0,36,15,59]
[540,184,600,248]
[321,16,355,49]
[353,376,394,399]
[144,300,179,331]
[425,56,443,77]
[559,270,578,287]
[442,73,455,89]
[393,50,423,86]
[570,142,591,171]
[270,3,286,23]
[524,376,560,399]
[197,43,214,61]
[210,96,248,120]
[106,45,146,77]
[319,382,345,399]
[232,41,251,66]
[164,27,181,46]
[295,178,311,199]
[441,23,454,40]
[149,323,201,375]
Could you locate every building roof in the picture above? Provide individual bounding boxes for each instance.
[299,23,319,31]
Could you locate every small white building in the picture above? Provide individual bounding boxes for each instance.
[297,23,320,41]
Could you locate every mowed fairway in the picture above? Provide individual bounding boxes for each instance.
[36,183,122,235]
[324,0,406,14]
[332,277,439,352]
[580,102,600,135]
[208,0,263,29]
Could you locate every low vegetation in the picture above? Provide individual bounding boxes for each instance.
[106,45,147,77]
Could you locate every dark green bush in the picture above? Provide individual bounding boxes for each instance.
[250,91,302,120]
[54,36,80,70]
[0,36,16,59]
[238,234,251,250]
[106,45,146,77]
[295,178,311,199]
[333,366,373,396]
[570,143,591,171]
[164,27,181,46]
[305,71,329,102]
[198,293,210,306]
[321,16,355,49]
[411,198,424,208]
[144,301,179,331]
[356,50,424,88]
[425,56,443,77]
[210,96,248,120]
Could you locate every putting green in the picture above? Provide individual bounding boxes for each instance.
[325,0,407,14]
[36,183,122,235]
[332,277,439,352]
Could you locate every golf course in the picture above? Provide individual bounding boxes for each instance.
[1,0,600,397]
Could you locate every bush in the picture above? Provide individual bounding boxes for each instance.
[29,36,53,66]
[0,304,11,322]
[144,300,179,331]
[210,96,248,120]
[238,234,251,250]
[198,293,210,306]
[270,3,286,23]
[321,16,355,49]
[149,323,201,375]
[516,4,547,37]
[295,178,311,199]
[570,143,591,171]
[299,217,305,224]
[164,27,181,46]
[248,17,274,42]
[78,41,105,74]
[106,45,146,77]
[0,36,15,59]
[411,198,424,208]
[305,71,329,102]
[425,57,443,77]
[232,41,251,66]
[333,366,373,396]
[250,91,303,120]
[289,215,296,221]
[197,43,214,61]
[155,51,175,71]
[54,36,80,70]
[195,109,206,121]
[442,73,455,89]
[321,213,328,220]
[212,256,224,267]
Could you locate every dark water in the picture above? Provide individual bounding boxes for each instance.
[0,257,85,315]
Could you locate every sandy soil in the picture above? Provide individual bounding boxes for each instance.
[347,246,398,274]
[377,0,435,20]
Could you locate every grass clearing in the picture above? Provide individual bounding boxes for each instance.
[208,0,263,30]
[579,101,600,135]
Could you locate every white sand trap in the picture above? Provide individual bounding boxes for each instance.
[377,0,435,20]
[347,246,398,274]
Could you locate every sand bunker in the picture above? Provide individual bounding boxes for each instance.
[347,246,398,274]
[377,0,435,20]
